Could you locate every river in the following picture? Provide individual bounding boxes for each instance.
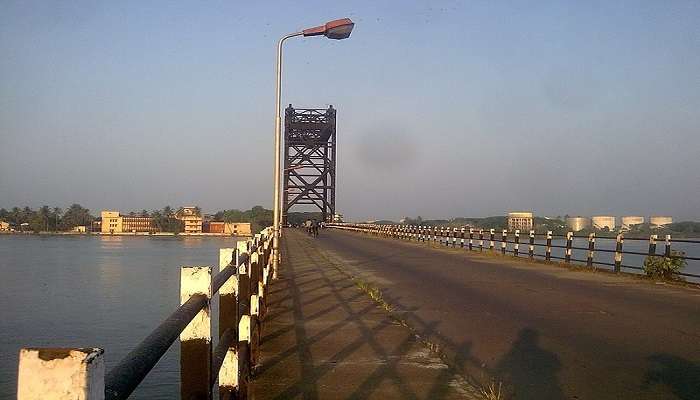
[0,234,238,399]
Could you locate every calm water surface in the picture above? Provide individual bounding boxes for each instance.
[0,235,237,399]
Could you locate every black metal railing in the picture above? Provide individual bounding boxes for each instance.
[329,224,700,281]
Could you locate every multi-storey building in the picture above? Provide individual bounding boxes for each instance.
[122,216,155,233]
[176,206,203,234]
[507,212,534,231]
[100,211,155,233]
[101,211,123,234]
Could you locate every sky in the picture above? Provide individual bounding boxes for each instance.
[1,1,699,222]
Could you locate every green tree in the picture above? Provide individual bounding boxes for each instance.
[51,207,62,231]
[38,205,51,231]
[59,204,94,231]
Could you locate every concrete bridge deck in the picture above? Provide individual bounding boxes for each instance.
[253,228,700,400]
[250,229,478,399]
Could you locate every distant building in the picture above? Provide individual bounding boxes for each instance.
[620,216,644,231]
[650,216,673,228]
[101,211,122,233]
[592,216,616,231]
[122,216,155,233]
[72,225,87,233]
[176,206,203,234]
[100,210,156,233]
[203,221,252,236]
[566,217,591,232]
[508,212,533,231]
[0,221,10,231]
[333,213,344,223]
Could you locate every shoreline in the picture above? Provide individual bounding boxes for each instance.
[0,231,252,238]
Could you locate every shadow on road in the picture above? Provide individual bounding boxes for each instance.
[495,328,564,400]
[642,353,700,400]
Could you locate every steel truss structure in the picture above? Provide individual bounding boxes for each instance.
[282,105,336,223]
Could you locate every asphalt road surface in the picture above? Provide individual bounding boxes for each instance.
[312,228,700,400]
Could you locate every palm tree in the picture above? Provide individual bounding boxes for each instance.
[39,206,51,231]
[52,207,62,231]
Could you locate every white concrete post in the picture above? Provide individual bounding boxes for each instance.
[180,266,212,399]
[501,229,508,254]
[18,347,105,400]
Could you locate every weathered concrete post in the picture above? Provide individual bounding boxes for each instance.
[614,234,624,272]
[565,232,573,263]
[489,229,495,251]
[18,347,105,400]
[514,229,520,256]
[218,247,239,399]
[648,234,657,256]
[460,227,465,248]
[469,228,474,251]
[528,230,535,259]
[479,229,484,252]
[501,229,507,255]
[546,231,553,261]
[180,266,212,400]
[249,248,261,365]
[664,234,672,257]
[237,240,252,399]
[587,233,595,267]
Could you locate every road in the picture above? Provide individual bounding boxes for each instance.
[312,228,700,400]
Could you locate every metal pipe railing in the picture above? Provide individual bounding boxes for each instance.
[328,223,700,280]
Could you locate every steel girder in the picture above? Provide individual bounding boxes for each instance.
[282,105,336,223]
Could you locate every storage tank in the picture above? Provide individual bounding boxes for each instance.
[566,217,590,232]
[621,216,644,230]
[592,215,616,231]
[649,216,673,227]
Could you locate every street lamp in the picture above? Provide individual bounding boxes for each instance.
[271,18,355,278]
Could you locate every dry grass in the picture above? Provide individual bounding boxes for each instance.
[480,381,503,400]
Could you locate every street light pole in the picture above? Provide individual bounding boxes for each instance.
[271,19,355,279]
[272,31,301,279]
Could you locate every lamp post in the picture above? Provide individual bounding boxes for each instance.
[271,18,355,278]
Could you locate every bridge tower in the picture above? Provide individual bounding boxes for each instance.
[282,105,336,224]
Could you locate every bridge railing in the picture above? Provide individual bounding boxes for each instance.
[17,227,275,400]
[328,223,700,281]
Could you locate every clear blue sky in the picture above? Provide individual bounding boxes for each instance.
[1,1,698,221]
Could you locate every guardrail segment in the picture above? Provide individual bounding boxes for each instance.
[327,223,700,280]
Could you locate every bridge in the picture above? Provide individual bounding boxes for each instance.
[15,106,700,400]
[17,222,700,399]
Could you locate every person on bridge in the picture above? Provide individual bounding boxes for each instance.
[311,219,319,237]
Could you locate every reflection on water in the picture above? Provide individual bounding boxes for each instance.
[0,235,238,399]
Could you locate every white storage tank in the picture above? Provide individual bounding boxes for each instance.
[566,217,590,232]
[621,216,644,230]
[592,215,616,231]
[649,216,673,227]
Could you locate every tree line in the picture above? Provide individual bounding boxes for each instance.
[0,204,94,232]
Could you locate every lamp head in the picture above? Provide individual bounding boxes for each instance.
[303,18,355,40]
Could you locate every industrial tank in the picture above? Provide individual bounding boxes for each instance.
[649,216,673,227]
[566,217,590,232]
[621,216,644,230]
[592,216,616,231]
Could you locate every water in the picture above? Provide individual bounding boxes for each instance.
[0,234,238,399]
